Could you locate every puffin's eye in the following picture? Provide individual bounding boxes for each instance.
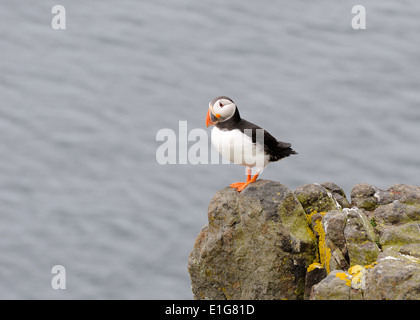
[219,102,224,107]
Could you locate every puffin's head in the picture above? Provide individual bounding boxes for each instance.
[206,96,237,127]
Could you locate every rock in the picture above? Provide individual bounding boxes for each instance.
[327,239,349,271]
[351,183,380,211]
[371,194,420,253]
[350,183,419,211]
[377,246,400,259]
[323,210,347,250]
[188,180,316,300]
[313,255,420,300]
[372,189,399,206]
[347,265,368,300]
[294,183,341,215]
[400,243,420,258]
[308,212,323,236]
[343,208,380,266]
[387,184,420,206]
[309,270,351,300]
[373,201,420,229]
[322,210,349,271]
[304,263,327,299]
[310,264,373,300]
[189,180,420,300]
[369,189,420,253]
[319,207,380,271]
[364,256,420,300]
[379,221,420,248]
[321,182,351,209]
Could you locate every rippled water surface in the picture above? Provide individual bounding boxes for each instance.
[0,0,419,298]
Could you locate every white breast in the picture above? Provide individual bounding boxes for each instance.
[211,126,269,169]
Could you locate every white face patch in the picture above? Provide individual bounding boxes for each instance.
[211,99,236,122]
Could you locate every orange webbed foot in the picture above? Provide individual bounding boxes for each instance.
[235,181,253,192]
[230,182,247,189]
[229,173,259,192]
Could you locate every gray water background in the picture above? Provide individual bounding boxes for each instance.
[0,0,419,299]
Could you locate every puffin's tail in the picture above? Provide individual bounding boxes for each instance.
[273,141,297,160]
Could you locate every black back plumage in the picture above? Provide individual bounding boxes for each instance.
[215,107,297,162]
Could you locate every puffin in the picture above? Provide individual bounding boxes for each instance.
[206,96,297,192]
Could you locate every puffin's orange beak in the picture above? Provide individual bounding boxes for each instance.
[206,108,213,127]
[206,107,221,127]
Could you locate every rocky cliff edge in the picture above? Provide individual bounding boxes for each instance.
[188,180,420,300]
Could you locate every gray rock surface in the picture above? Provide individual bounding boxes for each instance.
[304,264,327,300]
[364,256,420,300]
[322,210,349,271]
[188,180,316,300]
[321,182,351,209]
[373,201,419,229]
[309,270,351,300]
[343,208,380,266]
[189,181,420,300]
[388,184,420,206]
[294,183,341,215]
[379,221,420,248]
[351,183,380,211]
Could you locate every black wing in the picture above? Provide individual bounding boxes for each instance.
[237,119,297,162]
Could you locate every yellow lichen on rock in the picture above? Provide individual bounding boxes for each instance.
[313,214,331,274]
[335,272,351,286]
[364,262,377,269]
[334,261,378,289]
[351,270,364,288]
[306,226,317,242]
[346,263,377,290]
[306,211,331,274]
[335,272,348,280]
[306,210,318,225]
[348,265,363,275]
[307,262,323,273]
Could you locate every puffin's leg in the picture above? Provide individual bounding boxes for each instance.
[230,167,252,189]
[235,173,259,192]
[230,167,260,192]
[246,167,251,182]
